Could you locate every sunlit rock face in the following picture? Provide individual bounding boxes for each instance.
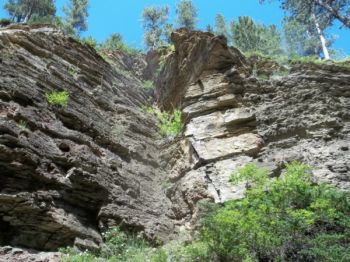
[157,28,350,225]
[0,25,349,261]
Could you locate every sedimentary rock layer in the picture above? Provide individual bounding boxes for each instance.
[0,24,174,252]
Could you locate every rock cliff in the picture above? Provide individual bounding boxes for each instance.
[158,29,350,224]
[0,24,174,253]
[0,25,349,260]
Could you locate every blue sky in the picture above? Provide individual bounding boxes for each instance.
[0,0,349,55]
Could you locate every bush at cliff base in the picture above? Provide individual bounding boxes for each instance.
[199,162,350,262]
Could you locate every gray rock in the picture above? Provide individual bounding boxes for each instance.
[0,25,174,254]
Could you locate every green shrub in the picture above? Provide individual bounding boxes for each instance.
[68,66,79,78]
[200,162,350,261]
[60,247,97,262]
[155,45,175,77]
[60,163,349,262]
[100,227,148,261]
[0,18,11,27]
[140,105,156,114]
[179,241,211,262]
[156,55,167,76]
[80,36,98,48]
[45,90,69,107]
[100,33,141,55]
[141,107,182,137]
[288,55,323,64]
[61,227,152,262]
[150,249,168,262]
[156,109,182,137]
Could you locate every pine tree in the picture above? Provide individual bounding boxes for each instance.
[283,17,332,57]
[206,24,214,33]
[215,14,229,39]
[260,0,344,59]
[4,0,56,23]
[260,0,350,28]
[313,0,350,28]
[141,6,169,49]
[230,16,283,56]
[230,17,261,53]
[286,0,332,59]
[176,0,197,30]
[100,33,123,50]
[163,23,174,43]
[63,0,89,36]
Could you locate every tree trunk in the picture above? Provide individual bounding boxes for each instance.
[23,3,34,23]
[313,0,350,28]
[23,13,30,23]
[23,10,33,23]
[312,14,330,60]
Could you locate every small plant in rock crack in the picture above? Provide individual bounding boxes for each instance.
[252,64,270,81]
[272,68,290,78]
[45,90,69,107]
[19,120,27,130]
[113,125,125,138]
[141,106,183,137]
[142,80,155,90]
[156,109,182,137]
[139,105,156,114]
[68,66,79,79]
[155,54,167,77]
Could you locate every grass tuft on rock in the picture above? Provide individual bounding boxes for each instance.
[45,90,69,107]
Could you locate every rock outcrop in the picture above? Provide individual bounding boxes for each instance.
[158,29,350,224]
[0,246,60,262]
[0,25,349,261]
[0,24,174,253]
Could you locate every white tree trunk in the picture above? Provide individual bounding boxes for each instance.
[314,0,350,28]
[23,13,30,23]
[312,14,330,60]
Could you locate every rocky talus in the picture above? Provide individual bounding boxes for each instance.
[0,25,349,261]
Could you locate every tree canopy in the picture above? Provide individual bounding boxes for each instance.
[141,6,170,50]
[283,17,334,57]
[4,0,56,23]
[176,0,198,30]
[230,16,283,56]
[261,0,350,28]
[63,0,89,36]
[260,0,350,59]
[215,13,230,40]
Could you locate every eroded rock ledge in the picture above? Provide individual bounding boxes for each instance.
[0,25,349,260]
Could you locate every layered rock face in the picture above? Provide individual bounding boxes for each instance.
[158,29,350,223]
[0,25,349,260]
[0,24,174,252]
